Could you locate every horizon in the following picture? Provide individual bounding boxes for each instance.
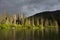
[0,0,60,40]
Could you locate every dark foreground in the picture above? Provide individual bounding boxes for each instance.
[0,28,59,40]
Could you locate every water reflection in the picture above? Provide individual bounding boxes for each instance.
[0,28,59,40]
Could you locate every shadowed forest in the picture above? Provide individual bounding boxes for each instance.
[0,10,60,40]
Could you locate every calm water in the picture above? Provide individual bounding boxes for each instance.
[0,28,59,40]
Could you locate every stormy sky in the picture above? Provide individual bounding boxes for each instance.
[0,0,60,16]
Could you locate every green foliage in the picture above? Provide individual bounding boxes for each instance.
[0,24,9,29]
[0,12,59,31]
[0,24,58,31]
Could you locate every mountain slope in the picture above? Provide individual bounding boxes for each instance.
[27,10,60,26]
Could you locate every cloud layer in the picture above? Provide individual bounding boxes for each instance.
[0,0,60,16]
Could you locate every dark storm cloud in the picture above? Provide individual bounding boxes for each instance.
[0,0,60,16]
